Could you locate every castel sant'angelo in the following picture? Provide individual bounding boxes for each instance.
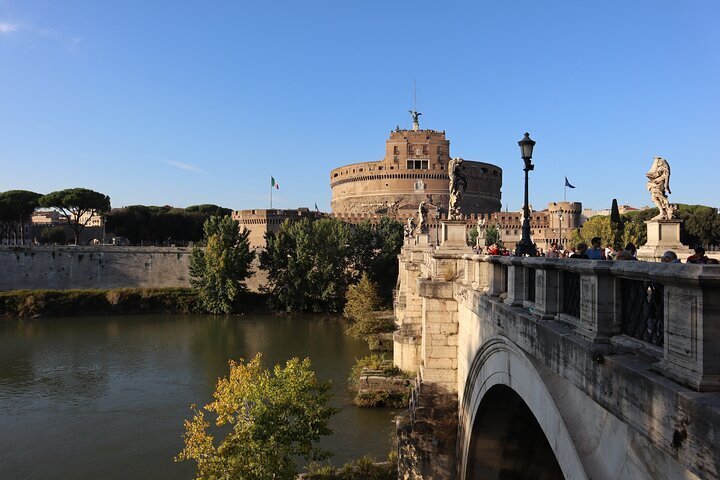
[234,111,582,250]
[330,111,502,220]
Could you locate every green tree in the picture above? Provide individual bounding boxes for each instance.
[39,188,111,244]
[348,220,376,276]
[609,198,624,248]
[106,205,229,245]
[344,273,382,323]
[484,224,500,246]
[189,216,255,314]
[367,217,403,302]
[261,218,352,312]
[610,199,622,225]
[621,217,647,247]
[348,218,403,294]
[467,226,478,246]
[343,273,395,344]
[39,226,67,245]
[176,354,338,480]
[571,215,613,247]
[0,190,42,245]
[679,205,720,247]
[185,204,233,217]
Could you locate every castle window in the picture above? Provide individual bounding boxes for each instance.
[393,146,399,155]
[378,166,384,170]
[407,160,429,170]
[493,170,498,176]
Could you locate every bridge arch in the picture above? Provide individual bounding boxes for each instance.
[458,336,588,480]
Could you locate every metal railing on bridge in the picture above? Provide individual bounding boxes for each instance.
[452,252,720,391]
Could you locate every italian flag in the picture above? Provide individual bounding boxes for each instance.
[271,176,279,189]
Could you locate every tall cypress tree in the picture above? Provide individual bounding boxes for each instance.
[610,198,624,248]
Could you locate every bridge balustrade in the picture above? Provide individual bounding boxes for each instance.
[561,271,581,318]
[619,278,664,346]
[442,253,720,391]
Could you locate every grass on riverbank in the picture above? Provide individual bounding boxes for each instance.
[348,354,411,408]
[0,288,269,318]
[303,455,397,479]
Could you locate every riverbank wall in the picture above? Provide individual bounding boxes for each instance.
[0,246,191,291]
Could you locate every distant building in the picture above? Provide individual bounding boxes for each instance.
[475,202,583,250]
[582,205,649,220]
[231,208,323,249]
[30,209,104,245]
[31,210,67,225]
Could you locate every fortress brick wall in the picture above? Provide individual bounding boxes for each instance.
[330,129,502,217]
[0,246,191,291]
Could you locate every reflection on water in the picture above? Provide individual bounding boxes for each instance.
[0,315,397,480]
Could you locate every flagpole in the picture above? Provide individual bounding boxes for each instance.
[270,177,273,209]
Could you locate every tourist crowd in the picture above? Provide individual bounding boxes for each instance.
[472,237,719,264]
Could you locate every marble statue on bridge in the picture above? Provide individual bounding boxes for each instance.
[448,157,467,220]
[646,156,676,220]
[417,201,428,234]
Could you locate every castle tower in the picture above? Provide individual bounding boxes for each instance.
[548,202,583,229]
[330,116,502,221]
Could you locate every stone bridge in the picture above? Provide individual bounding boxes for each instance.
[393,231,720,479]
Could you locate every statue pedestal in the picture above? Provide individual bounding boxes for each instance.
[416,234,431,245]
[637,219,691,261]
[440,220,470,250]
[646,219,683,246]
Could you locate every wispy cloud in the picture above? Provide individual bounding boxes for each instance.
[0,19,82,51]
[163,159,207,174]
[0,22,20,35]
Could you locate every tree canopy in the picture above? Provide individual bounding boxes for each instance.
[39,188,110,244]
[189,215,254,314]
[348,217,404,302]
[185,204,233,217]
[571,215,613,247]
[573,204,720,248]
[0,190,42,244]
[261,217,353,313]
[176,354,338,480]
[106,205,232,245]
[484,224,501,247]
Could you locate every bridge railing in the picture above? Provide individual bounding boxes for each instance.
[452,254,720,392]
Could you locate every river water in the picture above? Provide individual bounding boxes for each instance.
[0,314,397,479]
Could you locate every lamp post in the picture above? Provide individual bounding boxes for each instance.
[515,132,537,256]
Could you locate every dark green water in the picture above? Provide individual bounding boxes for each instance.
[0,314,397,479]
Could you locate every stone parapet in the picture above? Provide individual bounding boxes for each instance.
[395,247,720,479]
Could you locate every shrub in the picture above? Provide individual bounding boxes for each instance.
[0,288,205,318]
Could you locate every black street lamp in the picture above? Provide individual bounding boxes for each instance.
[516,132,537,256]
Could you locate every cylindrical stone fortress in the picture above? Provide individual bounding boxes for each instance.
[330,128,502,218]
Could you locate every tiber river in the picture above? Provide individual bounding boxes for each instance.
[0,314,397,479]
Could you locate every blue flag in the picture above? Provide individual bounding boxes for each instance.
[564,177,576,189]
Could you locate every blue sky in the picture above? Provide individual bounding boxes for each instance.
[1,1,718,212]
